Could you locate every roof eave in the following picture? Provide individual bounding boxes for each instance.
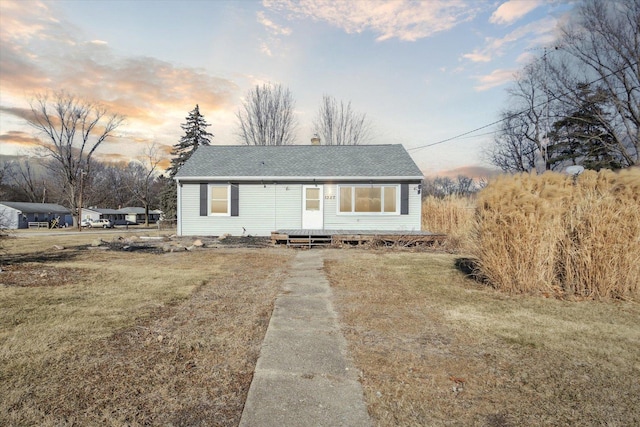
[175,175,424,182]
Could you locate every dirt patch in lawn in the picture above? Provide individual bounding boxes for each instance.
[0,264,86,287]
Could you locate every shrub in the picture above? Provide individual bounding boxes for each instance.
[471,169,640,300]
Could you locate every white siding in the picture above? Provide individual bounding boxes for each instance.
[81,210,101,222]
[0,205,20,229]
[274,185,302,230]
[179,183,303,236]
[178,182,422,236]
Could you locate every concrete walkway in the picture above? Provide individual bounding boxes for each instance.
[239,250,371,427]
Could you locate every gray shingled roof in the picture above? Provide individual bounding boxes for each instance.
[174,145,423,180]
[0,202,70,214]
[118,207,162,214]
[84,207,121,215]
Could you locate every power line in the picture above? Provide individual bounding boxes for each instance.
[407,60,639,152]
[407,119,507,150]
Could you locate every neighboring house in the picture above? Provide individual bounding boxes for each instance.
[174,145,424,237]
[81,207,122,224]
[117,207,162,224]
[82,207,162,225]
[0,201,72,229]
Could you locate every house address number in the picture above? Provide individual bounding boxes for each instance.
[324,195,336,200]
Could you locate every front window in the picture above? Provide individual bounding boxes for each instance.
[355,187,381,212]
[210,185,229,215]
[305,187,321,211]
[340,187,352,212]
[339,185,398,214]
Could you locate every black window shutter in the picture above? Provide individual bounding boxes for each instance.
[199,183,208,216]
[400,183,409,215]
[230,184,239,216]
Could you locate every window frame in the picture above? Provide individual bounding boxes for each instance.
[208,184,231,216]
[337,184,400,215]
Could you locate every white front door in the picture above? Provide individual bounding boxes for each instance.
[302,185,323,230]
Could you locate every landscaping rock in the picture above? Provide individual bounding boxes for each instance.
[52,245,65,250]
[193,239,204,247]
[91,239,103,247]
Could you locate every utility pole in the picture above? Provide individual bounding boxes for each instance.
[526,45,560,172]
[543,47,552,171]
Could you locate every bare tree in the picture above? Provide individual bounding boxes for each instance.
[13,160,44,202]
[313,95,372,145]
[127,143,162,226]
[455,175,476,195]
[488,56,561,173]
[0,158,62,203]
[422,175,479,198]
[85,161,135,208]
[511,61,555,171]
[490,0,639,172]
[27,91,124,225]
[488,111,539,172]
[236,83,297,145]
[0,160,16,200]
[557,0,639,166]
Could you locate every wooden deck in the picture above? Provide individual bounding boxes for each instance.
[271,229,446,248]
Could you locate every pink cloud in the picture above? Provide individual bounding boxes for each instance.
[425,165,501,180]
[462,15,558,63]
[264,0,481,42]
[461,51,492,63]
[0,130,41,148]
[490,0,543,25]
[0,1,239,121]
[0,0,240,168]
[257,11,292,36]
[473,68,516,91]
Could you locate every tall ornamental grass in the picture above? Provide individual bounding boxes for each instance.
[472,168,640,300]
[421,195,475,250]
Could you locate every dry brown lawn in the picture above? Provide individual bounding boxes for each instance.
[0,232,294,426]
[3,231,639,426]
[325,250,640,427]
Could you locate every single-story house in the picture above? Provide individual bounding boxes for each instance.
[81,207,122,224]
[174,144,424,237]
[0,201,72,229]
[118,207,162,224]
[82,207,162,225]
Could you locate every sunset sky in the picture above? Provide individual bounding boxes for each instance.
[0,0,574,176]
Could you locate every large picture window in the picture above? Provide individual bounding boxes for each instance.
[338,185,398,214]
[209,185,229,215]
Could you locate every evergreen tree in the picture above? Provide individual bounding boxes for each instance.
[547,86,622,171]
[167,105,214,177]
[158,175,177,221]
[161,105,213,219]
